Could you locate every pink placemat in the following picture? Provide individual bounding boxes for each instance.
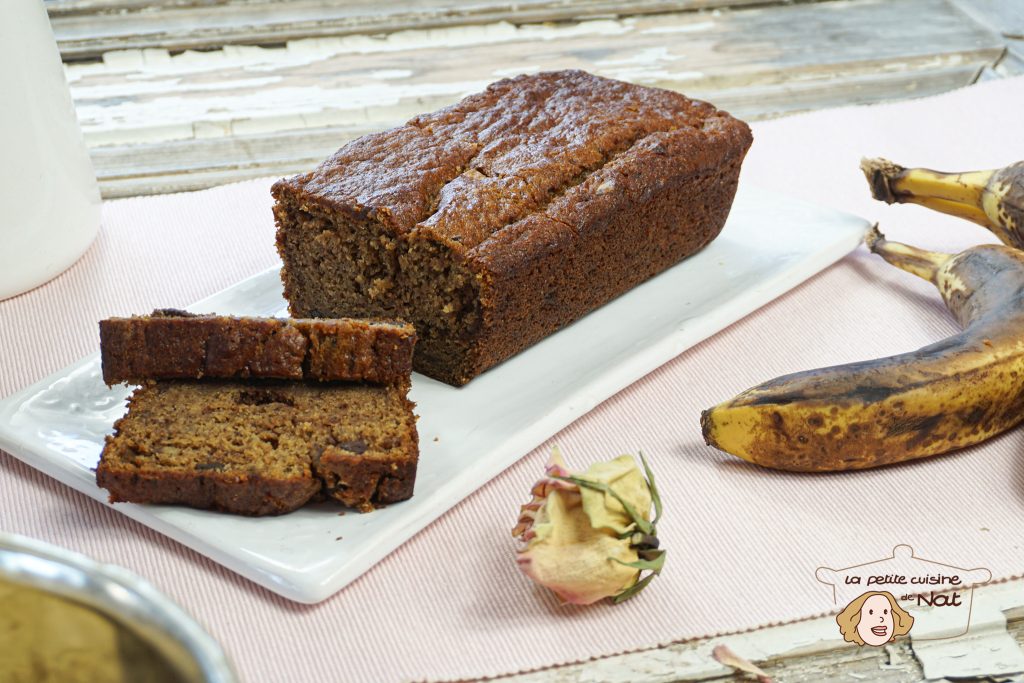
[2,76,1023,682]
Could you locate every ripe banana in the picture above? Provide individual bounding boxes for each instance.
[701,226,1024,471]
[861,158,1024,249]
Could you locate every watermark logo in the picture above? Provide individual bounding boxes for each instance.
[836,590,913,646]
[817,544,991,644]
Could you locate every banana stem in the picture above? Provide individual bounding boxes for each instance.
[865,225,952,283]
[861,158,907,204]
[861,157,999,235]
[861,158,990,206]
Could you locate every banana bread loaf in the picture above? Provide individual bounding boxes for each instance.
[272,69,752,385]
[100,309,415,386]
[96,380,418,515]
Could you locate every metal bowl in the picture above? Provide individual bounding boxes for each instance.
[0,531,236,683]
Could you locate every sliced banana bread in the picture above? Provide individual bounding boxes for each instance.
[272,69,752,385]
[100,309,415,386]
[96,380,418,515]
[97,312,419,515]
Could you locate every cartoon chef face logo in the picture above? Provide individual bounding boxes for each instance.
[836,591,914,646]
[818,545,990,643]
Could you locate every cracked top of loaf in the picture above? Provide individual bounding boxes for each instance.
[275,69,752,253]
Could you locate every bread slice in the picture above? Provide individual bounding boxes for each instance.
[96,380,418,515]
[100,309,415,386]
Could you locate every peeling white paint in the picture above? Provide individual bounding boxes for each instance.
[68,13,703,145]
[642,21,717,34]
[595,67,704,83]
[65,19,632,83]
[193,120,233,139]
[595,47,682,66]
[75,79,490,140]
[63,0,1005,193]
[368,69,414,79]
[70,76,282,99]
[492,65,542,77]
[911,585,1024,679]
[880,53,967,73]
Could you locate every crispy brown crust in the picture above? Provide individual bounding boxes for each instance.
[100,311,415,386]
[272,70,752,386]
[462,119,749,384]
[95,463,321,516]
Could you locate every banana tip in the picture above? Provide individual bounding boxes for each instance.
[699,408,715,446]
[864,223,885,253]
[700,407,752,465]
[860,157,903,204]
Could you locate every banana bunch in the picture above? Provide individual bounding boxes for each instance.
[861,158,1024,248]
[701,226,1024,471]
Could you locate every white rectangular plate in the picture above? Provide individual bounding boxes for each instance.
[0,185,868,603]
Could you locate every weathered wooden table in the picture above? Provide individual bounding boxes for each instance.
[48,0,1024,679]
[52,0,1022,199]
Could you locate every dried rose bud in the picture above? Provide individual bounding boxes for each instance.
[512,447,665,605]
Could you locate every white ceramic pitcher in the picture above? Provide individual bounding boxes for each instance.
[0,0,102,301]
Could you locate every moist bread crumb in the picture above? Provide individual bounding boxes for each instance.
[272,69,752,385]
[96,380,418,515]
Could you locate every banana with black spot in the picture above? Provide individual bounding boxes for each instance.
[701,226,1024,471]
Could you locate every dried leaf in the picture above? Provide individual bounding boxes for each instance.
[712,644,773,683]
